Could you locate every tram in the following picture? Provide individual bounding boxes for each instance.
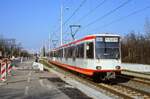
[49,34,121,80]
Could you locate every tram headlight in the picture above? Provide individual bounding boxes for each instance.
[115,66,121,70]
[96,66,102,70]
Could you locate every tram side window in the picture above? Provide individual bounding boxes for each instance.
[57,50,60,58]
[70,46,74,58]
[60,49,63,58]
[51,52,53,57]
[67,47,72,58]
[54,51,56,57]
[51,52,54,57]
[57,51,59,57]
[57,50,59,57]
[56,51,59,57]
[64,48,68,59]
[68,47,71,58]
[72,46,76,60]
[77,44,84,58]
[76,45,79,58]
[86,42,94,58]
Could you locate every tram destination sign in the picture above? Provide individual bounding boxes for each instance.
[96,37,103,42]
[105,37,118,42]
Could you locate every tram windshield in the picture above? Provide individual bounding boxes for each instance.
[95,37,120,59]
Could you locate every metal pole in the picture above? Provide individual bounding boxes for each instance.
[60,4,63,46]
[49,33,51,57]
[49,33,50,51]
[69,25,81,40]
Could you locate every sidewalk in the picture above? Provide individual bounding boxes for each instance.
[0,60,92,99]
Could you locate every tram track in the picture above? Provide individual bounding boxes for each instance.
[113,83,150,98]
[117,74,150,86]
[40,59,150,99]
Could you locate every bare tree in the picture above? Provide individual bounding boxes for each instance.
[122,31,150,64]
[144,17,150,38]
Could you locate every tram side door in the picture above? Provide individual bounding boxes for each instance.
[86,42,94,59]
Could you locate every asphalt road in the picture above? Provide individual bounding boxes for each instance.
[0,60,91,99]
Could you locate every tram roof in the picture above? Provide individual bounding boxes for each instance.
[52,33,120,51]
[87,33,120,37]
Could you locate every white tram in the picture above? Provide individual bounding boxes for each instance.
[49,34,121,80]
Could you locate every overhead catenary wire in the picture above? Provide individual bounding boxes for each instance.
[51,0,87,45]
[53,0,132,44]
[81,0,132,31]
[104,5,150,27]
[75,0,107,24]
[93,5,150,31]
[63,0,87,26]
[50,18,61,42]
[63,0,107,36]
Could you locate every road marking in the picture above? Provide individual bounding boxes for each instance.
[46,84,52,89]
[28,71,32,76]
[39,79,44,87]
[24,86,29,96]
[27,77,30,83]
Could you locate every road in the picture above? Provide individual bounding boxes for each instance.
[0,60,91,99]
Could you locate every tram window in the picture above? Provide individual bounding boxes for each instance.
[59,49,63,58]
[58,50,60,57]
[61,49,63,57]
[64,48,68,59]
[64,48,66,57]
[68,47,73,58]
[86,42,94,58]
[55,51,58,57]
[51,52,53,57]
[53,52,55,57]
[72,46,76,61]
[76,45,79,58]
[77,44,84,58]
[67,47,71,58]
[67,47,69,57]
[57,50,59,57]
[56,51,58,57]
[71,46,74,58]
[57,51,59,57]
[52,52,54,57]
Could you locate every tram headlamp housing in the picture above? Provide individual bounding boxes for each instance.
[96,66,102,70]
[115,66,121,70]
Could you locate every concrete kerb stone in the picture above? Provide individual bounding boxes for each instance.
[39,59,51,72]
[43,65,51,72]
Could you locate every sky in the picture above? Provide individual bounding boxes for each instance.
[0,0,150,52]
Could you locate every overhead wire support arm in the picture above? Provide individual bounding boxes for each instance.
[70,25,81,40]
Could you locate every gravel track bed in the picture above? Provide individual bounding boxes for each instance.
[41,59,150,99]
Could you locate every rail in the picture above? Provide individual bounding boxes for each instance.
[40,59,150,98]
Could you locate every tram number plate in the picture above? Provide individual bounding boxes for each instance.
[105,37,118,42]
